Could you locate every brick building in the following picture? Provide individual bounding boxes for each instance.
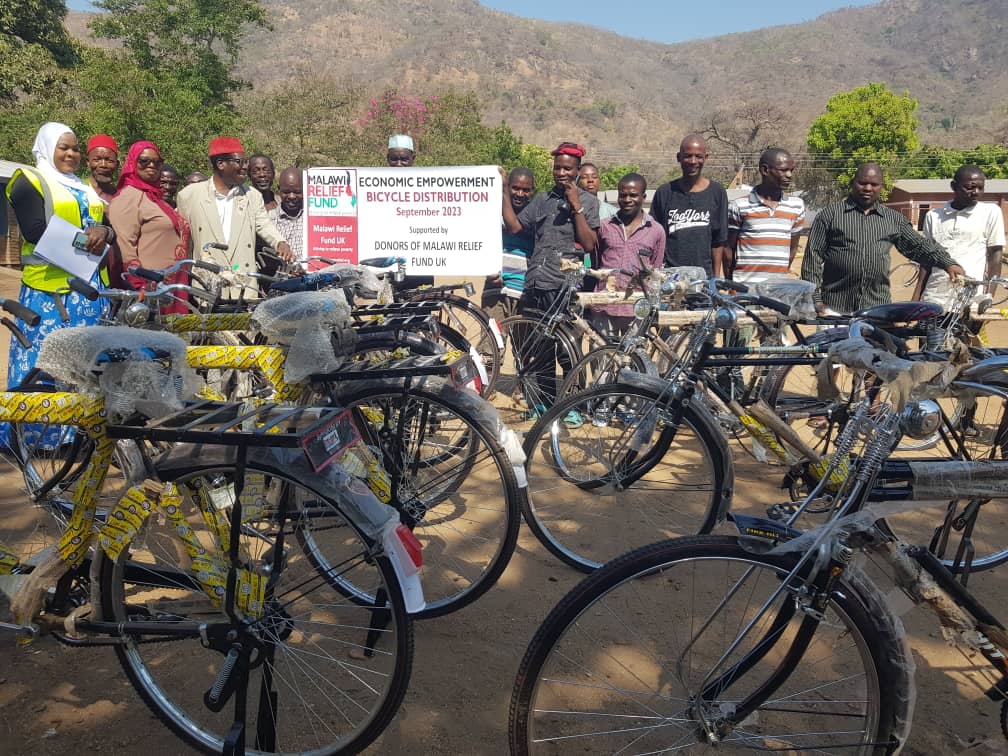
[887,178,1008,231]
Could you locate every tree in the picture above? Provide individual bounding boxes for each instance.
[0,0,76,102]
[480,124,553,190]
[598,164,640,191]
[89,0,268,103]
[806,82,920,190]
[242,71,361,168]
[702,103,790,186]
[898,144,1008,180]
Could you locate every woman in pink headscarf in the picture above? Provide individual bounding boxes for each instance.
[108,141,193,314]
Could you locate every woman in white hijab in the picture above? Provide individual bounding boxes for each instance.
[4,122,114,394]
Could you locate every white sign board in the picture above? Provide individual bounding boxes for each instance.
[304,165,503,276]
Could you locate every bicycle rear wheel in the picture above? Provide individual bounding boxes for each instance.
[500,314,582,415]
[99,453,413,756]
[521,380,732,571]
[510,535,914,755]
[324,379,522,618]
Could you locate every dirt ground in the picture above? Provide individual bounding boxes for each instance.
[1,264,1008,755]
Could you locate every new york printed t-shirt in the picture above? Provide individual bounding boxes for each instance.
[649,180,728,274]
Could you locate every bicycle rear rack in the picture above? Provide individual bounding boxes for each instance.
[106,400,345,447]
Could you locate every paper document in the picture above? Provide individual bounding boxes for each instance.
[33,215,105,281]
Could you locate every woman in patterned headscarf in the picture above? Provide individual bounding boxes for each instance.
[108,140,192,314]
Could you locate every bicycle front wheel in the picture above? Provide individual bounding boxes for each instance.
[99,453,413,756]
[559,344,656,399]
[522,381,731,571]
[510,535,914,755]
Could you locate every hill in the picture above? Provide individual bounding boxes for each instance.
[68,0,1008,178]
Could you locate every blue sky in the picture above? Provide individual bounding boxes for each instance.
[67,0,880,44]
[480,0,878,44]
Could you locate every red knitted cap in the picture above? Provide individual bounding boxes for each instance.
[208,137,245,156]
[86,134,118,154]
[551,142,586,158]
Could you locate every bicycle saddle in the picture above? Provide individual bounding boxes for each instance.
[854,301,942,324]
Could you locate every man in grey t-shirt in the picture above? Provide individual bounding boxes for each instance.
[501,142,600,410]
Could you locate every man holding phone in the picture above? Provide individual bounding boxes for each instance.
[500,142,600,411]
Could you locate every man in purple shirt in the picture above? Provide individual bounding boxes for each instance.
[591,173,665,338]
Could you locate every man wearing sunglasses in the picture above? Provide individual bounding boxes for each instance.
[177,137,292,292]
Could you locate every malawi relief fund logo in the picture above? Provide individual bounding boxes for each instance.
[307,169,358,262]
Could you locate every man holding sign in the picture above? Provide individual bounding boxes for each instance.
[500,142,600,410]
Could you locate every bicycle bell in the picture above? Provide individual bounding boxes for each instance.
[900,399,942,439]
[714,306,737,330]
[123,300,153,326]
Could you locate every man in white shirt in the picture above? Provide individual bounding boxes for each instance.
[917,165,1006,310]
[177,137,292,283]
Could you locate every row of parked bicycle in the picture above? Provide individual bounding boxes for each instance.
[1,248,1007,754]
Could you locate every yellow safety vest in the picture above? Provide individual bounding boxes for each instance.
[5,166,108,292]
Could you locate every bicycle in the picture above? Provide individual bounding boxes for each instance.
[0,323,422,756]
[325,255,505,396]
[12,279,525,619]
[557,258,707,396]
[509,320,1008,754]
[519,278,838,571]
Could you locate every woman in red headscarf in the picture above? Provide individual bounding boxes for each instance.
[108,141,193,313]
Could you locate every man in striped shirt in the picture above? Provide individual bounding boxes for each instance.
[727,148,804,284]
[801,163,964,314]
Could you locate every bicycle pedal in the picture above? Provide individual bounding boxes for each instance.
[0,620,38,639]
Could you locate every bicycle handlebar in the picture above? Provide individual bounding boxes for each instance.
[66,277,100,301]
[99,283,217,304]
[849,319,909,356]
[0,297,40,326]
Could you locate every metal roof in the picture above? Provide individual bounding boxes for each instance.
[0,159,31,180]
[892,179,1008,193]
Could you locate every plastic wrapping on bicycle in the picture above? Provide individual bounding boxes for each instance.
[817,333,967,409]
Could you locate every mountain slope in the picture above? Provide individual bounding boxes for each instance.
[70,0,1008,174]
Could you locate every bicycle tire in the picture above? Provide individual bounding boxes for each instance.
[510,535,914,755]
[558,344,657,398]
[6,376,93,500]
[521,378,732,571]
[500,313,583,415]
[98,449,413,756]
[320,378,522,618]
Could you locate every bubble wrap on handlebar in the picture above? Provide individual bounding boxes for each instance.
[816,338,966,410]
[660,266,707,285]
[251,290,353,383]
[36,326,195,418]
[313,265,384,298]
[748,280,817,320]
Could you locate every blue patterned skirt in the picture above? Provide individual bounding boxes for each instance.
[0,282,106,450]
